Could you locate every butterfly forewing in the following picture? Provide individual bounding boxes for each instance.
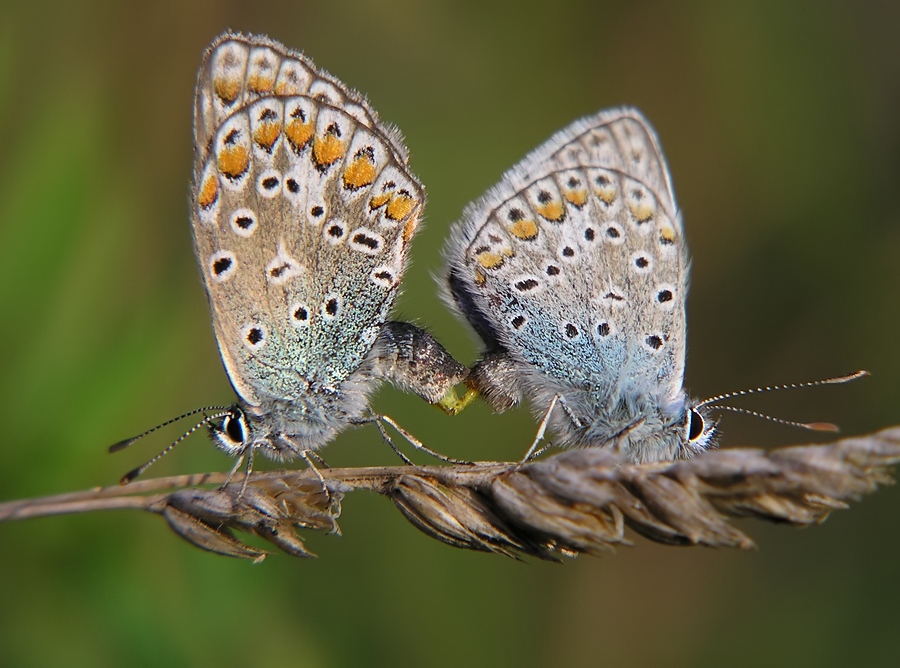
[192,34,400,162]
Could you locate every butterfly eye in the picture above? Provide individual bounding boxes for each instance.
[224,412,246,444]
[687,409,705,442]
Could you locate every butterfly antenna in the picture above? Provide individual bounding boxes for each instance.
[696,370,868,409]
[708,405,840,432]
[109,406,229,453]
[119,410,232,484]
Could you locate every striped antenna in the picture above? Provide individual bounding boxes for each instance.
[119,410,233,484]
[109,406,229,453]
[709,405,840,432]
[696,370,868,409]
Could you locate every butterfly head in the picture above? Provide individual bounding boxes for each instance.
[680,400,718,456]
[560,387,718,463]
[208,404,252,457]
[604,394,717,463]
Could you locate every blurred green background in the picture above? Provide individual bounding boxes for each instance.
[1,1,899,666]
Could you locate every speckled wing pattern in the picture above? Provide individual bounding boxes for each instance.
[191,34,423,408]
[446,108,687,400]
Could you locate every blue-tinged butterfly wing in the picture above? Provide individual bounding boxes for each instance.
[445,108,687,404]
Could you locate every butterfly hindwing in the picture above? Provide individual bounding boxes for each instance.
[191,35,423,407]
[446,108,687,401]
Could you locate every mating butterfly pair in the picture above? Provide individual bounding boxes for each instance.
[113,32,861,482]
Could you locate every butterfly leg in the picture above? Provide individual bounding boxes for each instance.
[298,449,331,498]
[216,447,252,501]
[557,395,583,430]
[275,436,333,500]
[521,395,582,462]
[351,415,414,465]
[305,449,330,469]
[371,322,474,415]
[236,447,255,500]
[378,413,472,464]
[525,442,554,460]
[222,451,246,487]
[352,413,472,465]
[522,395,559,462]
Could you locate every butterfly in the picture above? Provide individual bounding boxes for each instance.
[443,108,862,463]
[113,32,468,482]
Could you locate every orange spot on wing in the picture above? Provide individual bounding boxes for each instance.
[218,145,250,179]
[564,189,588,208]
[253,122,281,150]
[369,192,392,210]
[386,193,415,221]
[474,268,486,285]
[629,201,655,222]
[213,76,241,104]
[313,133,345,167]
[509,219,538,240]
[659,226,676,243]
[594,181,616,204]
[343,155,377,190]
[402,212,420,243]
[198,175,219,209]
[475,251,506,270]
[285,118,315,151]
[536,201,565,222]
[247,74,274,94]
